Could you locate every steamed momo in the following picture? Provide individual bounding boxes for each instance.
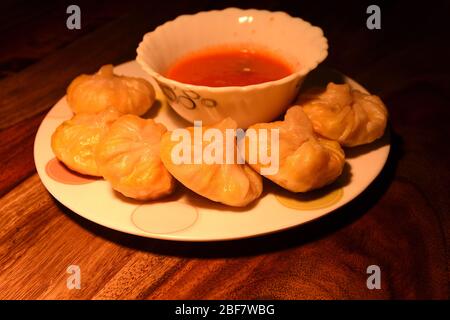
[95,115,174,200]
[297,83,388,147]
[67,65,155,116]
[245,106,345,192]
[160,118,263,207]
[51,109,121,176]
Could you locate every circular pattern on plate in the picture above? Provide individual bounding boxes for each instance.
[46,158,97,185]
[275,187,344,210]
[131,202,198,234]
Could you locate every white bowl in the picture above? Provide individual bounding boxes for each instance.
[136,8,328,128]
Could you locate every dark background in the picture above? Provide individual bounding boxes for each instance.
[0,0,448,299]
[1,0,449,88]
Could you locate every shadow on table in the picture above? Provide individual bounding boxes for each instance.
[56,125,402,259]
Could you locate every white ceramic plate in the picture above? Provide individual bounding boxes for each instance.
[34,61,390,241]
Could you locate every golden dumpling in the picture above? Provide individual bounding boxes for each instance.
[297,83,388,147]
[67,65,155,116]
[51,109,121,176]
[160,118,263,207]
[245,106,345,192]
[95,115,174,200]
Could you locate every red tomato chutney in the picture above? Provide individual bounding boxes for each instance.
[165,46,293,87]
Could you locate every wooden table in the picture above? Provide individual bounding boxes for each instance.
[0,0,448,299]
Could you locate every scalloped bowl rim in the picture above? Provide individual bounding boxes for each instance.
[136,8,328,92]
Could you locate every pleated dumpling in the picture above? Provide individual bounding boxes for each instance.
[160,118,263,207]
[51,109,121,176]
[95,115,175,200]
[245,106,345,192]
[297,82,388,147]
[67,65,155,116]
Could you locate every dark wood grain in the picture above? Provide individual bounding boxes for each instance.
[0,0,448,299]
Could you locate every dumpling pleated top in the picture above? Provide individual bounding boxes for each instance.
[245,106,345,192]
[160,118,263,207]
[297,83,388,147]
[95,115,175,200]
